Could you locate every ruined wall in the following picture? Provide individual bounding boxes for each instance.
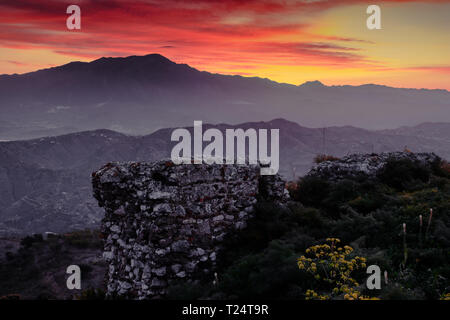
[92,160,287,299]
[308,152,440,181]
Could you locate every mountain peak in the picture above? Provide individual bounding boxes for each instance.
[91,53,174,65]
[300,80,325,88]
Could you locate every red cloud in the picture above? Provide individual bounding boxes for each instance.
[404,66,450,74]
[0,0,447,74]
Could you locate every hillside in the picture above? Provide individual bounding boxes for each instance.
[1,153,448,300]
[0,119,449,236]
[0,230,106,299]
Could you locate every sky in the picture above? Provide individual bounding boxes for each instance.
[0,0,449,90]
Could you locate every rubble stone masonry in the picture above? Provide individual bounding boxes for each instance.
[92,160,288,299]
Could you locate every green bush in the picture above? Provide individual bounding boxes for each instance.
[78,288,106,300]
[378,158,431,191]
[292,176,330,207]
[20,234,43,249]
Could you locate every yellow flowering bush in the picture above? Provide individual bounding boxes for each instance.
[297,238,378,300]
[440,293,450,300]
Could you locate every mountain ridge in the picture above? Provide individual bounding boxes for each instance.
[0,118,449,236]
[1,53,450,140]
[2,54,448,93]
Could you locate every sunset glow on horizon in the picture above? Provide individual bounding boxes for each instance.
[0,0,449,90]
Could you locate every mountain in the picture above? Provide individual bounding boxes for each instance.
[380,122,450,142]
[0,118,449,236]
[1,54,450,140]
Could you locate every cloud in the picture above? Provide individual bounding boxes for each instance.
[0,0,447,86]
[0,0,376,67]
[5,60,29,66]
[404,66,450,74]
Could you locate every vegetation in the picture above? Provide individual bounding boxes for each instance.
[314,154,341,164]
[0,230,105,299]
[297,238,378,300]
[1,157,448,300]
[167,158,450,300]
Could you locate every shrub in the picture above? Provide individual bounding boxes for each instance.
[297,238,377,300]
[292,176,331,207]
[78,288,106,300]
[322,180,360,213]
[314,154,340,164]
[347,195,381,214]
[218,240,307,299]
[218,201,303,268]
[20,234,43,249]
[64,230,102,248]
[166,281,211,300]
[378,158,431,191]
[380,286,414,300]
[436,160,450,178]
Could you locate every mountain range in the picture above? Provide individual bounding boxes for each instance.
[1,54,450,140]
[1,53,450,235]
[0,118,449,236]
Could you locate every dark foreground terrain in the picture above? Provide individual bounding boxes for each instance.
[0,155,449,300]
[0,230,106,299]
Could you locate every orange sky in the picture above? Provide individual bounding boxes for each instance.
[0,0,449,89]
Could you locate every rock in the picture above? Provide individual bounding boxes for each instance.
[153,203,171,214]
[235,221,246,230]
[152,267,166,277]
[238,211,247,219]
[148,191,172,200]
[171,264,183,273]
[103,251,114,261]
[110,225,120,233]
[155,249,166,256]
[113,207,126,215]
[171,240,190,253]
[212,215,224,222]
[151,278,166,288]
[209,252,216,261]
[118,281,132,290]
[191,247,205,256]
[224,214,234,221]
[136,190,146,199]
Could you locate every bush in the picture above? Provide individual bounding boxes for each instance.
[314,154,340,164]
[292,176,330,207]
[218,241,308,299]
[378,158,431,191]
[64,230,102,249]
[20,234,43,249]
[297,238,376,300]
[218,201,302,268]
[322,180,360,213]
[78,288,106,300]
[436,160,450,178]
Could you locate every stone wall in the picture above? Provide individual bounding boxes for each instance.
[308,152,439,181]
[92,160,288,299]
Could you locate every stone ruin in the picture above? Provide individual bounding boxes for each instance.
[92,160,288,299]
[308,152,440,181]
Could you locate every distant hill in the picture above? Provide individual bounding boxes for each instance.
[1,54,450,140]
[0,118,449,236]
[0,230,105,299]
[380,122,450,142]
